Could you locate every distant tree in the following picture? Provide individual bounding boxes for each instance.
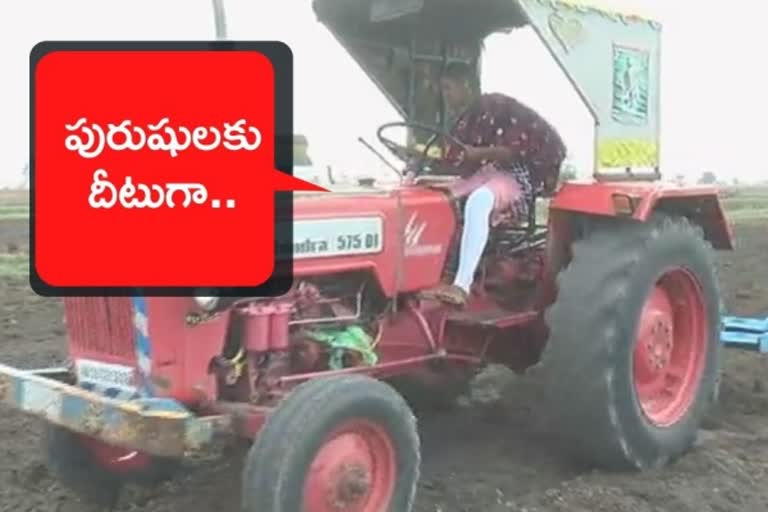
[293,135,312,166]
[697,171,717,184]
[17,163,30,190]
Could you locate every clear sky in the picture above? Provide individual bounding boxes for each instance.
[1,0,766,188]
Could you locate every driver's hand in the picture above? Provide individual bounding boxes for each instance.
[402,170,417,186]
[402,156,420,184]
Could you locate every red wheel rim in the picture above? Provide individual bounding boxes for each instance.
[80,436,152,474]
[632,267,708,427]
[303,419,397,511]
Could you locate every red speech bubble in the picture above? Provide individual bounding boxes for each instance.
[31,42,325,296]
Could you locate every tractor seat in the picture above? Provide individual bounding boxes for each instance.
[447,169,555,238]
[490,181,551,246]
[449,189,542,252]
[498,181,546,227]
[496,194,537,232]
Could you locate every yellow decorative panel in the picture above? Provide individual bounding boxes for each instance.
[597,138,659,167]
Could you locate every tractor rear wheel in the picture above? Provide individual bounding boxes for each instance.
[241,374,420,512]
[536,213,722,470]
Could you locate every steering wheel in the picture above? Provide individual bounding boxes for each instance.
[376,121,468,176]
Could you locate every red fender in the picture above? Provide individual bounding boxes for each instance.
[549,181,734,250]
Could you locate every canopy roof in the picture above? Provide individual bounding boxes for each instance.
[312,0,528,42]
[312,0,663,171]
[312,0,661,40]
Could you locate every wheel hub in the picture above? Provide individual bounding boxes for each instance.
[632,268,708,427]
[331,463,371,507]
[643,314,673,372]
[304,421,396,512]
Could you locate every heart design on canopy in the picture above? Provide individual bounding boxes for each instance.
[548,12,587,53]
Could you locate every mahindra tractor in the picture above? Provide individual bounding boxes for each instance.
[0,0,734,511]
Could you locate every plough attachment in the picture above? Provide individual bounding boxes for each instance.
[721,315,768,353]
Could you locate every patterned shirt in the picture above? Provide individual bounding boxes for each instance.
[445,93,567,192]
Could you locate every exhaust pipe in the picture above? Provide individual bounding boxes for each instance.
[212,0,228,39]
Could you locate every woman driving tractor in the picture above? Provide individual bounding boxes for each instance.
[408,61,567,306]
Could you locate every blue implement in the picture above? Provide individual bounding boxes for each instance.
[720,314,768,353]
[0,363,231,457]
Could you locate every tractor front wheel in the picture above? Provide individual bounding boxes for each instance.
[537,213,722,470]
[241,374,420,512]
[45,425,179,508]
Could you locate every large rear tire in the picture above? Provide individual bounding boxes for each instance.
[536,213,722,470]
[241,374,421,511]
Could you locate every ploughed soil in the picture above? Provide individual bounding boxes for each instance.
[0,216,767,512]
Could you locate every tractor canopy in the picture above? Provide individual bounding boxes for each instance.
[312,0,663,174]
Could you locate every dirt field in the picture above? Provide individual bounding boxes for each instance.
[1,189,767,512]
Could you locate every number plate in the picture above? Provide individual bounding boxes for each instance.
[74,359,137,392]
[288,217,384,259]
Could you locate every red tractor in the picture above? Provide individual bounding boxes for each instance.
[1,1,732,510]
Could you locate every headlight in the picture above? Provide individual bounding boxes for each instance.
[194,296,220,311]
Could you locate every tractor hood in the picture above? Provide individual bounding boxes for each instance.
[289,183,457,296]
[296,182,395,197]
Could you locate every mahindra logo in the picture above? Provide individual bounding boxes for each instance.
[404,212,427,247]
